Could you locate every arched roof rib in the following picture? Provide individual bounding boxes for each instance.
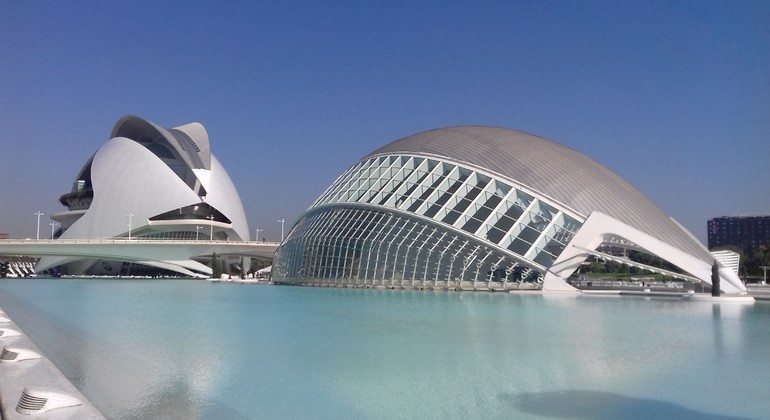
[366,126,711,262]
[111,115,211,171]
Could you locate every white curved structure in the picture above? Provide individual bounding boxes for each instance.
[273,126,747,294]
[37,116,249,277]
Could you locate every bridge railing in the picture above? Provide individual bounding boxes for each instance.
[0,239,281,246]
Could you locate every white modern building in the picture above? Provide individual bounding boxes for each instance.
[272,126,747,294]
[37,116,250,277]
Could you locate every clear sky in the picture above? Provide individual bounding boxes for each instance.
[1,1,768,243]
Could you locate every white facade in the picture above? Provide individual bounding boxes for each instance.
[273,126,747,294]
[37,116,249,276]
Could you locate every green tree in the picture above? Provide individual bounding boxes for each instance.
[743,244,770,278]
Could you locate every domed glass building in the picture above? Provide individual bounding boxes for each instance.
[37,116,250,277]
[273,126,746,294]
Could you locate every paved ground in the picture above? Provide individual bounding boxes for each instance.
[747,284,770,300]
[576,282,770,301]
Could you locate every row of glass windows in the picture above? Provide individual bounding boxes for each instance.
[273,207,542,287]
[130,230,211,240]
[312,155,583,265]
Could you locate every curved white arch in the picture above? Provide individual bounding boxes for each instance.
[38,116,250,277]
[545,212,747,294]
[206,155,249,241]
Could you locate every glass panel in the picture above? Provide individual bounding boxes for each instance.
[441,209,462,225]
[485,227,506,244]
[407,172,446,213]
[424,172,466,218]
[378,161,413,205]
[508,236,532,255]
[461,217,484,234]
[533,248,556,266]
[493,214,517,235]
[453,186,482,215]
[517,225,541,244]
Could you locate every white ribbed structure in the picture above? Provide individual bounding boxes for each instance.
[711,250,741,275]
[273,126,747,294]
[37,116,249,277]
[366,126,711,261]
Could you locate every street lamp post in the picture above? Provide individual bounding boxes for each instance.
[34,211,44,240]
[49,221,59,240]
[196,226,202,241]
[278,219,285,242]
[255,228,263,242]
[208,215,214,240]
[126,212,134,240]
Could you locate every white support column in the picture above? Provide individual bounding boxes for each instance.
[545,211,748,294]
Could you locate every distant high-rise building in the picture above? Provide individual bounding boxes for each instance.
[707,216,770,253]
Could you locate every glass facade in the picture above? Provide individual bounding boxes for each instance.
[707,216,770,254]
[273,155,584,290]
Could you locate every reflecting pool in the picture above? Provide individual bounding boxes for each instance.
[0,279,767,419]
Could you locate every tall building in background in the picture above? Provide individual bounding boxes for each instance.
[708,216,770,254]
[36,116,250,277]
[272,126,747,294]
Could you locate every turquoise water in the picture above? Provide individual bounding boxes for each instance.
[0,279,767,419]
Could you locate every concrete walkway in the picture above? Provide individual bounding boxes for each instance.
[0,306,104,419]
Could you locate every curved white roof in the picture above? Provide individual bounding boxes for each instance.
[366,126,711,261]
[38,116,250,276]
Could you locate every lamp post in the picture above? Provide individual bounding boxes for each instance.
[207,215,214,240]
[278,219,285,242]
[126,212,134,240]
[255,228,263,242]
[33,211,44,240]
[196,226,202,241]
[49,221,59,240]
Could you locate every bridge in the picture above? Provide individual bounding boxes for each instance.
[0,239,280,277]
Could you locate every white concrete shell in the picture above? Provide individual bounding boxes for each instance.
[38,116,249,276]
[273,126,747,294]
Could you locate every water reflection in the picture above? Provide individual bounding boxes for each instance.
[122,379,250,420]
[0,280,768,419]
[505,390,754,420]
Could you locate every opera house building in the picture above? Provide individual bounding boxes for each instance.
[37,116,250,277]
[273,126,747,294]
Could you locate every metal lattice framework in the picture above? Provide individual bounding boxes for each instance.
[274,153,583,289]
[275,125,748,294]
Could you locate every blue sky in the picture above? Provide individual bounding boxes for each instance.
[1,1,768,243]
